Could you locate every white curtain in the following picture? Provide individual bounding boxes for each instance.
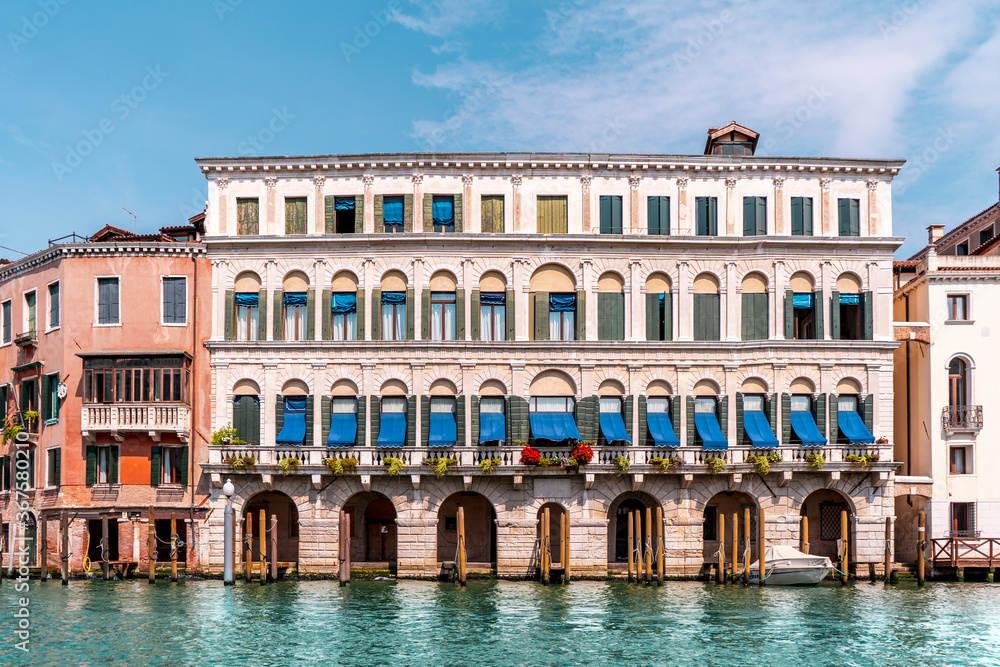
[790,395,811,412]
[694,398,716,413]
[444,303,456,340]
[430,398,455,413]
[493,306,505,341]
[431,303,443,340]
[382,397,406,413]
[481,305,493,341]
[532,396,572,413]
[549,311,561,339]
[97,447,109,484]
[394,305,405,340]
[647,397,669,413]
[480,397,504,413]
[550,312,574,340]
[285,305,305,341]
[599,397,621,413]
[382,305,393,340]
[743,395,764,411]
[332,398,357,414]
[838,395,857,412]
[237,306,258,341]
[334,313,357,341]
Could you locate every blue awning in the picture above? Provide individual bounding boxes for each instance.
[284,292,307,306]
[839,293,860,305]
[234,292,258,306]
[334,197,355,210]
[276,396,307,445]
[432,197,454,226]
[427,412,457,447]
[381,291,405,304]
[383,197,404,224]
[549,294,576,312]
[599,412,631,445]
[743,410,779,448]
[376,412,406,447]
[658,293,665,307]
[647,412,680,447]
[480,292,505,305]
[332,293,357,314]
[793,293,813,308]
[327,414,357,447]
[479,412,505,445]
[695,412,728,450]
[529,412,581,445]
[790,410,827,447]
[838,410,875,444]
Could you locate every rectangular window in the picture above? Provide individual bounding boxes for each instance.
[537,196,568,234]
[97,278,120,325]
[284,197,307,235]
[96,445,111,485]
[20,378,38,432]
[381,396,406,413]
[162,447,183,485]
[333,197,357,234]
[790,197,813,236]
[790,395,812,412]
[599,195,623,234]
[162,277,187,325]
[950,446,971,475]
[793,293,816,339]
[950,502,976,537]
[741,292,768,341]
[647,196,670,235]
[819,503,845,540]
[693,293,721,341]
[46,448,60,487]
[838,198,860,237]
[838,395,858,413]
[2,300,10,343]
[838,294,863,340]
[430,292,456,340]
[694,397,718,414]
[83,356,189,404]
[696,197,718,236]
[743,196,767,236]
[955,242,969,256]
[548,293,576,341]
[383,196,404,233]
[480,293,506,342]
[24,291,36,334]
[979,226,994,248]
[742,395,764,412]
[481,195,505,233]
[235,293,259,341]
[381,293,406,341]
[947,295,968,321]
[283,293,308,341]
[599,397,622,414]
[48,282,60,329]
[236,198,259,235]
[23,450,35,490]
[703,505,718,541]
[332,293,357,341]
[529,397,575,413]
[432,195,455,233]
[46,372,58,421]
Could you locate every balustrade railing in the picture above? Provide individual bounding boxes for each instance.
[941,405,983,431]
[81,403,190,436]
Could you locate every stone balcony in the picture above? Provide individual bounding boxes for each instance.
[81,403,191,442]
[203,442,896,491]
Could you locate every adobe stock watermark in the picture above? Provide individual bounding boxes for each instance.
[414,77,500,152]
[588,116,626,153]
[11,429,34,653]
[213,0,243,20]
[756,85,834,156]
[341,0,401,64]
[544,0,590,32]
[8,0,71,54]
[878,0,927,39]
[51,66,168,182]
[894,126,958,195]
[672,0,749,71]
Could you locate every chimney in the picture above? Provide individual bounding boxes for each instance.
[927,224,945,246]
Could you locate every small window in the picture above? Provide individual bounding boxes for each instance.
[46,448,60,487]
[548,293,576,341]
[793,293,816,340]
[480,396,505,414]
[332,293,358,341]
[838,198,860,237]
[947,295,968,321]
[950,502,976,537]
[430,292,456,340]
[743,196,766,236]
[481,195,505,233]
[48,282,60,329]
[285,197,307,235]
[162,277,187,325]
[162,447,184,485]
[791,197,813,236]
[979,226,994,248]
[20,378,39,433]
[381,293,406,341]
[24,291,36,334]
[383,196,404,233]
[432,195,455,233]
[96,445,113,485]
[529,397,574,413]
[696,197,718,236]
[97,278,120,325]
[819,503,845,540]
[537,196,568,234]
[955,242,969,256]
[480,292,506,342]
[647,196,670,235]
[703,505,718,541]
[22,450,35,490]
[235,293,259,341]
[334,197,357,234]
[236,198,260,235]
[950,446,971,475]
[46,372,59,421]
[283,293,308,341]
[839,293,863,340]
[599,195,623,234]
[1,300,10,344]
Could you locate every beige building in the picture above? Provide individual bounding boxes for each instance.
[196,123,902,578]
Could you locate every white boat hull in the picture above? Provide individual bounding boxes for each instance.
[749,566,832,586]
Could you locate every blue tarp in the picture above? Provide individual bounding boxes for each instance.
[529,412,581,444]
[284,292,307,306]
[234,292,258,306]
[647,412,680,447]
[432,197,454,226]
[376,412,406,447]
[659,293,665,307]
[381,291,405,304]
[839,293,860,305]
[480,292,505,305]
[276,396,307,445]
[479,412,505,444]
[383,197,404,224]
[334,197,355,210]
[790,410,827,447]
[792,293,813,308]
[743,409,779,448]
[838,410,875,444]
[695,412,728,450]
[549,294,576,312]
[427,412,457,447]
[326,414,357,447]
[332,293,357,313]
[599,412,631,445]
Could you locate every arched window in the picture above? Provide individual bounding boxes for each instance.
[949,359,967,408]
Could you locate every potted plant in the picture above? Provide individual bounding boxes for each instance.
[570,442,594,466]
[805,452,825,469]
[423,456,458,479]
[225,454,256,471]
[1,416,23,445]
[612,455,630,474]
[278,456,300,475]
[746,452,781,475]
[211,425,246,448]
[649,455,683,472]
[704,456,727,475]
[479,457,502,474]
[323,456,358,476]
[383,456,406,476]
[520,445,541,466]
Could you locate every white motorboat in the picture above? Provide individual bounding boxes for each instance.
[748,545,833,586]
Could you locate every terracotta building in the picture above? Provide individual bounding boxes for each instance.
[0,220,210,575]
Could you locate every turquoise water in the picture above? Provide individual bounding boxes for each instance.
[3,579,999,666]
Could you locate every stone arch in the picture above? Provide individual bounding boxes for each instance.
[598,379,625,396]
[740,377,769,393]
[606,491,662,563]
[740,271,768,292]
[282,270,310,292]
[327,367,364,395]
[686,259,725,289]
[529,262,577,291]
[436,491,498,565]
[693,378,721,396]
[835,271,862,294]
[234,271,262,292]
[788,376,816,393]
[828,260,867,290]
[225,260,267,287]
[800,488,855,562]
[472,367,512,395]
[645,379,673,395]
[373,364,411,392]
[597,271,625,292]
[424,368,462,395]
[380,269,408,292]
[428,269,458,291]
[788,270,815,292]
[275,367,312,394]
[592,366,630,394]
[280,379,309,396]
[342,491,398,565]
[478,379,507,396]
[528,369,577,396]
[330,378,359,395]
[423,258,465,287]
[322,258,366,288]
[429,378,458,396]
[242,490,300,565]
[702,491,761,564]
[693,272,720,293]
[536,501,568,567]
[687,368,725,394]
[379,379,409,395]
[370,257,412,286]
[479,270,507,291]
[233,378,260,395]
[331,270,359,291]
[645,271,672,293]
[784,366,820,393]
[835,377,863,394]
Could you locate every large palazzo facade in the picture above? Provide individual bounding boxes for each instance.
[197,124,903,577]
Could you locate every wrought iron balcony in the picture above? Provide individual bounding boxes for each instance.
[81,403,191,442]
[942,406,983,431]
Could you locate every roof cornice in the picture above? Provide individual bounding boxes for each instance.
[0,242,205,283]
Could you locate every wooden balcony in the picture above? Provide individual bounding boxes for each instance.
[931,537,1000,568]
[81,403,191,442]
[942,406,983,432]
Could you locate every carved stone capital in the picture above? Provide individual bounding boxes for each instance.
[866,179,879,191]
[725,177,737,189]
[510,174,523,187]
[628,175,641,189]
[462,174,474,187]
[772,176,785,188]
[264,176,278,189]
[217,177,229,190]
[580,175,592,188]
[313,175,326,188]
[362,174,375,187]
[676,177,689,189]
[820,178,832,190]
[411,173,424,185]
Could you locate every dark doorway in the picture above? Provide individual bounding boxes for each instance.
[335,197,356,234]
[615,499,647,562]
[840,303,862,339]
[155,518,187,563]
[364,497,397,562]
[88,518,120,564]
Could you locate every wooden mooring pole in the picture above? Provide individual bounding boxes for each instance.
[716,512,724,584]
[633,510,642,583]
[884,517,893,584]
[563,511,571,584]
[39,515,47,581]
[259,509,267,585]
[801,516,809,554]
[655,506,664,584]
[731,512,738,583]
[559,512,568,584]
[244,513,252,583]
[101,516,110,580]
[917,511,925,587]
[840,510,849,586]
[627,511,634,582]
[338,510,350,586]
[457,506,467,586]
[644,507,653,584]
[758,506,766,586]
[540,507,549,586]
[170,513,178,582]
[270,515,278,582]
[60,512,69,585]
[148,506,156,584]
[743,507,751,584]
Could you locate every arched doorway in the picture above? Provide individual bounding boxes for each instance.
[243,491,299,566]
[801,489,852,561]
[343,492,398,567]
[607,492,660,564]
[702,492,758,565]
[437,492,497,570]
[536,503,567,567]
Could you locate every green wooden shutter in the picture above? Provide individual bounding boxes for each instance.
[405,288,415,340]
[768,393,778,436]
[370,397,380,445]
[109,446,119,485]
[150,446,161,487]
[374,195,384,230]
[406,396,416,447]
[455,193,463,233]
[533,291,549,341]
[802,197,813,235]
[53,449,61,487]
[862,291,873,340]
[306,290,316,341]
[304,395,314,445]
[696,197,706,235]
[719,397,728,443]
[600,196,612,234]
[756,197,766,235]
[838,198,850,236]
[456,395,465,446]
[781,393,791,444]
[576,289,586,341]
[708,197,718,235]
[637,395,647,446]
[322,290,332,340]
[736,393,745,446]
[663,293,673,341]
[505,396,513,444]
[321,396,331,444]
[355,396,366,447]
[575,396,598,442]
[355,195,364,234]
[813,289,824,340]
[471,395,480,446]
[403,194,414,233]
[285,197,307,235]
[456,289,465,340]
[0,387,6,426]
[371,288,381,341]
[670,396,681,441]
[597,293,624,341]
[686,396,695,447]
[647,196,659,235]
[86,445,97,485]
[791,197,803,236]
[273,290,283,340]
[646,293,659,341]
[820,394,831,444]
[505,289,515,341]
[863,394,874,433]
[420,396,430,446]
[355,288,365,341]
[829,290,841,341]
[510,396,529,442]
[660,196,670,235]
[421,289,430,340]
[741,293,767,341]
[224,289,235,341]
[40,375,50,424]
[179,446,189,486]
[257,289,267,341]
[423,193,433,232]
[624,395,633,444]
[743,197,755,236]
[850,199,860,236]
[324,195,336,234]
[471,289,481,341]
[693,294,720,341]
[784,289,794,339]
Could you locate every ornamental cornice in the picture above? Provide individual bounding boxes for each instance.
[362,174,374,187]
[313,175,326,188]
[461,174,474,187]
[510,174,522,187]
[628,175,641,189]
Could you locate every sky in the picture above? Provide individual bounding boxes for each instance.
[1,0,998,259]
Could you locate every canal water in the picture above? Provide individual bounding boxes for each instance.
[3,579,999,666]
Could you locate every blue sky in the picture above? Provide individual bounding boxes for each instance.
[1,0,998,259]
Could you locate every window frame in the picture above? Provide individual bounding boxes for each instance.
[95,276,122,327]
[162,446,184,485]
[45,447,60,488]
[382,195,405,234]
[548,295,576,342]
[742,196,767,236]
[83,356,191,405]
[47,280,60,331]
[95,444,113,485]
[430,291,457,341]
[790,196,814,236]
[381,299,406,341]
[236,197,260,235]
[283,196,309,235]
[480,195,505,233]
[946,294,970,322]
[536,195,569,234]
[23,289,37,335]
[949,445,973,475]
[45,371,59,422]
[332,292,358,341]
[955,242,969,256]
[695,196,718,236]
[235,297,259,341]
[647,195,670,236]
[979,225,995,248]
[837,198,861,237]
[599,195,624,234]
[431,195,456,233]
[528,396,575,413]
[161,275,188,326]
[283,300,308,342]
[1,299,11,345]
[479,294,506,342]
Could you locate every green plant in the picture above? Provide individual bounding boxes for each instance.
[479,458,502,474]
[612,455,631,475]
[278,456,300,475]
[383,456,406,476]
[323,457,359,476]
[1,417,23,445]
[424,457,458,478]
[23,410,39,423]
[746,452,781,475]
[704,456,727,475]
[845,453,879,467]
[805,452,825,469]
[226,454,256,470]
[212,425,247,448]
[649,455,683,472]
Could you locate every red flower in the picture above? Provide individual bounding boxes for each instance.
[520,445,541,465]
[571,443,594,465]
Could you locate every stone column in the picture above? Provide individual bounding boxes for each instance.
[773,176,786,235]
[772,259,786,340]
[265,176,277,235]
[312,364,327,447]
[413,257,424,341]
[628,259,642,342]
[212,259,227,341]
[462,174,475,233]
[513,258,528,342]
[677,260,691,341]
[461,364,476,446]
[725,177,737,236]
[772,362,787,443]
[462,258,473,341]
[217,178,229,236]
[676,177,689,234]
[724,364,739,444]
[412,173,424,231]
[361,363,376,447]
[628,364,642,442]
[511,362,526,399]
[511,175,523,232]
[821,260,833,340]
[629,174,641,233]
[363,257,374,341]
[676,364,691,445]
[263,362,277,446]
[363,174,375,233]
[313,175,326,234]
[820,178,832,236]
[265,259,277,341]
[313,258,325,340]
[581,259,595,341]
[866,179,879,237]
[818,363,834,442]
[724,260,737,341]
[411,363,424,446]
[580,175,592,233]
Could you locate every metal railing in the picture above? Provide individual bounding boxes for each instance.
[941,405,983,431]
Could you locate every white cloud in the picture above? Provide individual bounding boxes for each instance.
[393,0,504,38]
